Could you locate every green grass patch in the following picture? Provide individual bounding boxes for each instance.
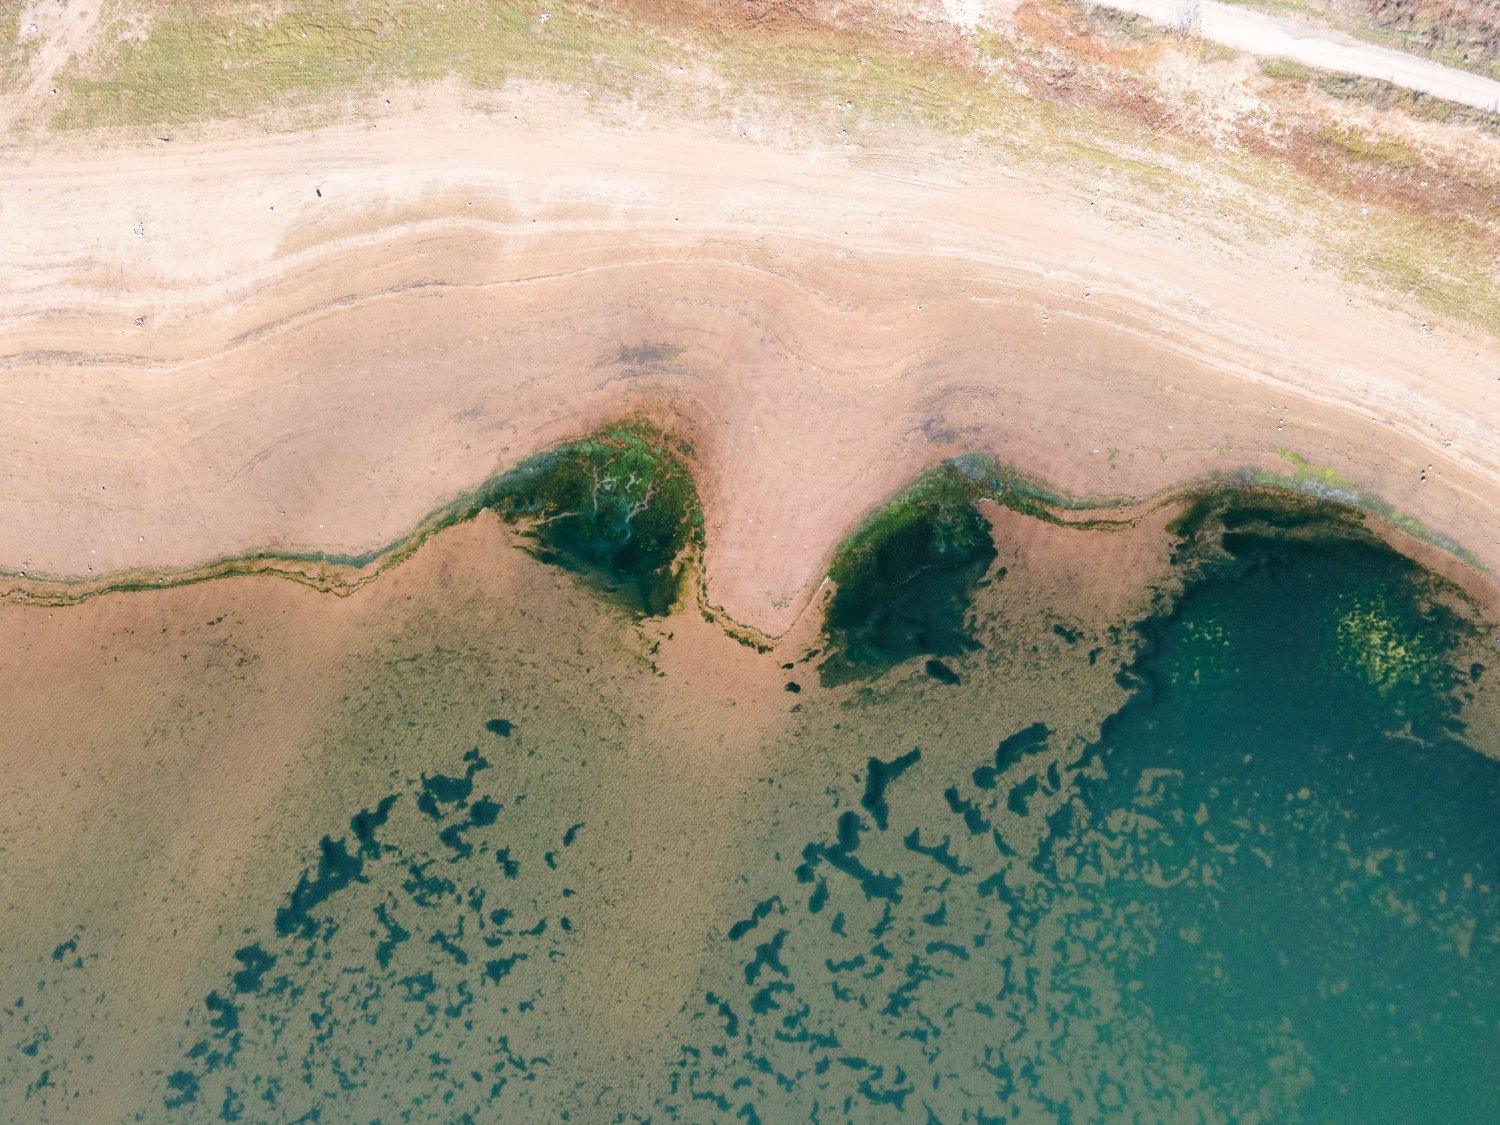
[55,0,669,128]
[1348,220,1500,337]
[1320,121,1427,169]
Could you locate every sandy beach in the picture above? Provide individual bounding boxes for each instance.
[3,76,1497,635]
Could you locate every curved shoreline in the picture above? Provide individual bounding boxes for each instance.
[6,431,1491,649]
[6,8,1500,1120]
[4,95,1499,640]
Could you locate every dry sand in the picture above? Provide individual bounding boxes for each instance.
[1,80,1497,636]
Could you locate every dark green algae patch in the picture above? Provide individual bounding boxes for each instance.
[813,455,1492,691]
[479,422,703,617]
[814,456,1144,686]
[125,483,1494,1121]
[1161,485,1486,736]
[153,728,583,1122]
[817,464,999,686]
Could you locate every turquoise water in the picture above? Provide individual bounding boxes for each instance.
[4,488,1498,1121]
[668,500,1500,1121]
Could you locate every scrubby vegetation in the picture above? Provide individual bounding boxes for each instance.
[1260,58,1500,131]
[1352,0,1500,77]
[1235,0,1500,79]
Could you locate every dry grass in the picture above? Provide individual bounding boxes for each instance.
[1356,0,1500,77]
[1,0,40,91]
[1260,57,1500,130]
[55,0,670,129]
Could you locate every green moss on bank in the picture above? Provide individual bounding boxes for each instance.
[1244,448,1487,571]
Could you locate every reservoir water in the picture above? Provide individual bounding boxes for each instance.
[2,440,1495,1122]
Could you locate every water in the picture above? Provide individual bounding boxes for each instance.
[668,499,1500,1121]
[2,481,1496,1122]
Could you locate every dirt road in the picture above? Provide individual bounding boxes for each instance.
[1096,0,1500,111]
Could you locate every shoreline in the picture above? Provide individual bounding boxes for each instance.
[5,6,1500,1119]
[6,437,1493,646]
[3,19,1498,640]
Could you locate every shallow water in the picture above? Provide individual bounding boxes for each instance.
[663,505,1500,1122]
[1,489,1496,1122]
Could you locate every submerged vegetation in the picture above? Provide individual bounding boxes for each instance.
[677,467,1497,1120]
[7,429,1498,1119]
[818,465,999,685]
[815,450,1488,692]
[483,422,703,617]
[1163,486,1480,734]
[1335,591,1448,697]
[814,452,1146,685]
